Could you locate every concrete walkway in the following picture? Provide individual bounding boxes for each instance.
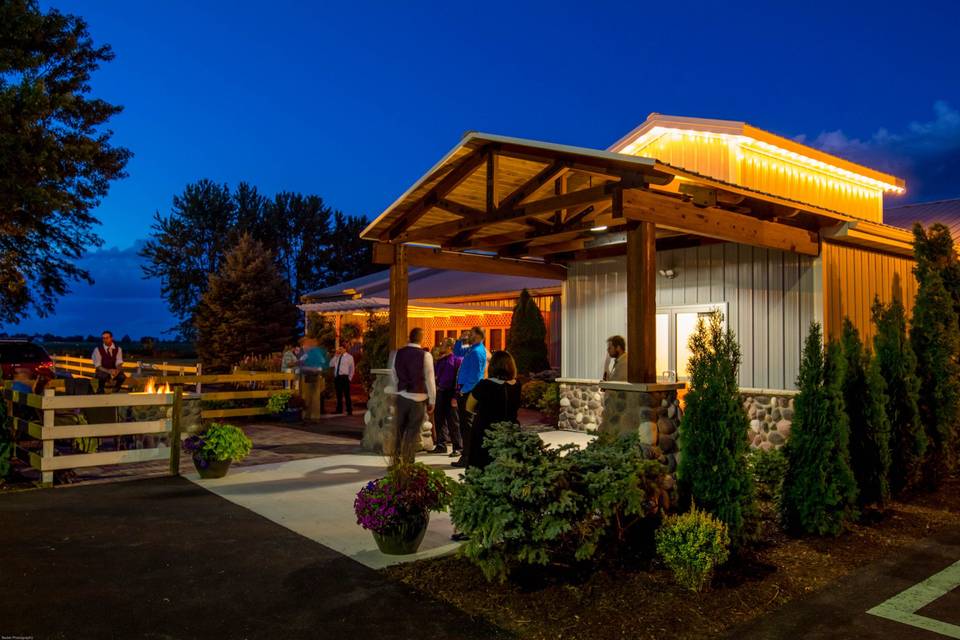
[731,525,960,639]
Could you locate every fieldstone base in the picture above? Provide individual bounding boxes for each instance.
[742,389,797,450]
[558,380,603,431]
[361,370,433,454]
[599,386,683,473]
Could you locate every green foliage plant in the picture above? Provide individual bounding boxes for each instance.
[537,382,560,423]
[357,314,390,392]
[184,423,253,462]
[519,380,548,409]
[267,391,293,414]
[840,318,892,508]
[780,323,858,535]
[746,448,787,502]
[910,223,960,488]
[450,423,671,583]
[656,508,730,592]
[506,289,550,375]
[677,311,756,547]
[871,295,925,495]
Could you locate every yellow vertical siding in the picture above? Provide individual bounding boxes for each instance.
[822,242,917,343]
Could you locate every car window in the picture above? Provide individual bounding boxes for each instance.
[0,343,50,362]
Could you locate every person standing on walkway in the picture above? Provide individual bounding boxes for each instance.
[388,328,436,463]
[602,335,628,382]
[453,326,487,464]
[299,337,329,420]
[461,350,521,470]
[329,344,355,416]
[429,337,462,454]
[92,330,125,393]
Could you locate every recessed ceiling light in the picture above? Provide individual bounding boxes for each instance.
[590,226,608,232]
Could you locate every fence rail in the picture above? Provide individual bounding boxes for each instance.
[52,355,200,378]
[2,382,183,486]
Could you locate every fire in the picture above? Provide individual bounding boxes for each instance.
[141,378,171,394]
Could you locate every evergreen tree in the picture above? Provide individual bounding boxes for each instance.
[677,311,756,547]
[506,289,550,374]
[872,295,925,495]
[194,234,298,371]
[840,318,891,508]
[781,323,858,535]
[910,224,960,488]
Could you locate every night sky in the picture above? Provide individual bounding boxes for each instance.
[11,0,960,337]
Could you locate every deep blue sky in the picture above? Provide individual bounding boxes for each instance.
[11,0,960,337]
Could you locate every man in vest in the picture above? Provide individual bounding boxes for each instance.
[92,330,126,393]
[329,343,355,415]
[388,328,436,463]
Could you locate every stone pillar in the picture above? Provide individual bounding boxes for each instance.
[599,381,685,473]
[741,388,798,450]
[362,369,434,455]
[557,378,603,432]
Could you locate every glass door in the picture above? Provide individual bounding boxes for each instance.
[655,304,727,383]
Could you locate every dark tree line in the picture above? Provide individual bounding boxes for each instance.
[140,179,375,339]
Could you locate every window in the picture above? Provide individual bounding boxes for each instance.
[489,328,503,351]
[655,303,727,382]
[434,330,445,346]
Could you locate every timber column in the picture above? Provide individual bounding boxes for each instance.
[388,244,408,351]
[626,221,657,382]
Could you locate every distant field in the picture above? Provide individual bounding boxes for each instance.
[43,341,197,361]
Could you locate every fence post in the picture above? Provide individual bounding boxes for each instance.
[169,386,183,476]
[41,388,55,486]
[196,362,202,395]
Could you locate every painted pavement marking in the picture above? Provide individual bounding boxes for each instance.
[867,559,960,638]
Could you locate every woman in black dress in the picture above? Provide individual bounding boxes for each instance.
[463,350,521,470]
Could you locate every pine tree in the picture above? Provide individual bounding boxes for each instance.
[910,224,960,488]
[677,311,756,547]
[872,296,925,495]
[781,323,858,535]
[840,318,891,508]
[506,289,550,374]
[195,234,299,371]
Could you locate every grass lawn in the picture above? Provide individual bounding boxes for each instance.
[385,476,960,640]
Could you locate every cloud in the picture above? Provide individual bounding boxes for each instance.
[4,241,177,339]
[796,101,960,203]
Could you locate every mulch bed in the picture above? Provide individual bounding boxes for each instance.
[384,476,960,639]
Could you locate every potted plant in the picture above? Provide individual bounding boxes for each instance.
[267,391,304,422]
[354,462,456,555]
[182,423,253,479]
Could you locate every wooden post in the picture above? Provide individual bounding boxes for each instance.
[169,386,183,476]
[41,388,55,486]
[388,244,408,351]
[626,221,657,383]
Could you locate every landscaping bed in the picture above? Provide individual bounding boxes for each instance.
[385,475,960,640]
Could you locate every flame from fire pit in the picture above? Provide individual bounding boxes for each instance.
[142,378,171,394]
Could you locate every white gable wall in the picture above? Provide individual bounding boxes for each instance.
[561,242,818,390]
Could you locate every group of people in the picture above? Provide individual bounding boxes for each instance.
[281,338,356,417]
[388,326,521,471]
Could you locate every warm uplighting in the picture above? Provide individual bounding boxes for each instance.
[139,377,171,394]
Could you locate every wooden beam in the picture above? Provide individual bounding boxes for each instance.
[622,189,819,256]
[498,160,568,211]
[372,244,565,280]
[486,151,499,212]
[435,198,486,219]
[627,222,657,383]
[380,148,488,241]
[454,212,619,252]
[388,244,408,351]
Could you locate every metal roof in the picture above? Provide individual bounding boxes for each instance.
[298,297,512,317]
[885,198,960,239]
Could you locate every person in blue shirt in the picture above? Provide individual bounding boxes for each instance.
[452,326,487,466]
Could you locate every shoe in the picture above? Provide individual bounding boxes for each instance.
[449,449,462,458]
[451,458,467,468]
[429,445,447,454]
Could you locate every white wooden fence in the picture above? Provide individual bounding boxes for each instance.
[52,354,200,378]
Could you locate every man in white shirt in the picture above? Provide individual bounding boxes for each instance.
[329,344,356,415]
[388,328,436,463]
[92,330,125,393]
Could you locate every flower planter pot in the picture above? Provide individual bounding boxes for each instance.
[193,454,232,479]
[372,511,430,555]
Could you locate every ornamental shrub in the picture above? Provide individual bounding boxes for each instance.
[537,382,560,424]
[266,391,292,414]
[911,223,960,488]
[183,423,253,462]
[780,323,859,535]
[677,311,756,547]
[520,380,548,409]
[656,508,730,592]
[450,422,672,583]
[746,448,787,502]
[357,314,390,392]
[507,288,550,375]
[871,295,925,495]
[840,318,892,509]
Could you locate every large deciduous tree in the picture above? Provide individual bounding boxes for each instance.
[0,0,131,323]
[194,234,298,371]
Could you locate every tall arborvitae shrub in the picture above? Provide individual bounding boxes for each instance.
[840,318,891,508]
[911,224,960,488]
[872,296,925,495]
[781,323,858,535]
[507,288,550,375]
[677,311,756,547]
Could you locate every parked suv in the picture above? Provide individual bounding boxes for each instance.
[0,339,56,382]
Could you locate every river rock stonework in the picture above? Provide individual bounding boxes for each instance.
[362,370,433,454]
[742,390,797,450]
[557,380,603,432]
[599,387,683,474]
